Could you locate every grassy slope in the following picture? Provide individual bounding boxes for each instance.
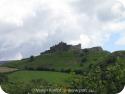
[1,50,125,94]
[2,50,110,72]
[3,51,79,69]
[7,71,73,85]
[2,71,76,94]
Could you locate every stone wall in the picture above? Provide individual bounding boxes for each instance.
[70,44,81,51]
[42,42,81,54]
[50,42,71,52]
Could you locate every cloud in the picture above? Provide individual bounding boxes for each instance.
[97,1,125,22]
[0,44,23,61]
[0,0,125,60]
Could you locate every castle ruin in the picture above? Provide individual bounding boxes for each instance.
[43,42,81,54]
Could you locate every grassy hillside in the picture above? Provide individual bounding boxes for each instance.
[2,49,110,73]
[1,43,125,94]
[2,70,76,94]
[7,71,73,84]
[3,51,79,69]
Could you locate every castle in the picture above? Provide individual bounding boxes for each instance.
[42,42,81,54]
[41,42,103,55]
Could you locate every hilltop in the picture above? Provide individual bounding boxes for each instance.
[42,42,82,54]
[2,42,110,73]
[2,42,125,73]
[1,42,125,94]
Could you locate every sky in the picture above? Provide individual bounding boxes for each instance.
[0,0,125,60]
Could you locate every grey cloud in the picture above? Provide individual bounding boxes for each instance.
[0,0,125,60]
[71,0,111,15]
[97,1,125,22]
[72,0,125,22]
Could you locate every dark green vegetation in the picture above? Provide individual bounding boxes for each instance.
[2,71,76,94]
[1,42,125,94]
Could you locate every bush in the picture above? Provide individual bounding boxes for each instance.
[0,74,8,84]
[81,57,87,63]
[29,56,34,62]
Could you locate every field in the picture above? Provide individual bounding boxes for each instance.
[7,71,74,84]
[0,67,17,73]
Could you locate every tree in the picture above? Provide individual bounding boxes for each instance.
[0,74,8,84]
[29,55,34,62]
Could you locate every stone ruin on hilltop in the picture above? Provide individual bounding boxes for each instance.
[42,42,81,54]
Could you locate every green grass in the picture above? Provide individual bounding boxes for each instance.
[2,50,110,72]
[7,71,73,84]
[3,51,82,70]
[1,49,125,94]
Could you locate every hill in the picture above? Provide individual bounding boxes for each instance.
[0,61,8,65]
[1,42,125,94]
[2,42,110,73]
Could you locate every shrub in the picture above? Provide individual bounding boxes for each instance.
[29,56,34,62]
[0,74,8,84]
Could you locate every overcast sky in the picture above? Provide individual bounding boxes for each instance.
[0,0,125,60]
